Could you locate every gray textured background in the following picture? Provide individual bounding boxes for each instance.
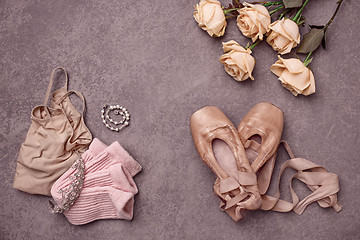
[1,0,359,239]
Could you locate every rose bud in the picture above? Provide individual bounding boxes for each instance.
[219,40,255,81]
[266,18,300,55]
[194,0,227,37]
[237,2,271,42]
[270,56,315,96]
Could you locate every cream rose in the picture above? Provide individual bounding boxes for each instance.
[270,56,315,96]
[266,18,300,55]
[194,0,227,37]
[219,40,255,81]
[237,2,271,42]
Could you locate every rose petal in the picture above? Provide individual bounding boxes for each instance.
[273,35,290,51]
[222,40,248,54]
[279,57,306,74]
[280,68,310,92]
[282,19,301,44]
[270,60,285,77]
[302,70,316,96]
[279,80,299,96]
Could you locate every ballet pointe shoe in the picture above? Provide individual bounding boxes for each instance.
[190,106,261,221]
[237,102,284,195]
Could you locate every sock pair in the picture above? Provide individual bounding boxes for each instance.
[51,138,142,225]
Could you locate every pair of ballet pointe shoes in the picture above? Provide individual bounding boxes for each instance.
[190,102,342,221]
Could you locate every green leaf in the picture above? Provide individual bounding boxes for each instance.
[283,0,303,8]
[297,28,325,53]
[322,30,327,49]
[309,25,325,29]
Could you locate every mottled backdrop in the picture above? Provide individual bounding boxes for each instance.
[0,0,359,239]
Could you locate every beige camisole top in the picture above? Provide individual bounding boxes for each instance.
[13,67,92,196]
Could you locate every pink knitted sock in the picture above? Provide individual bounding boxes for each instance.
[64,187,135,225]
[50,139,142,225]
[51,164,138,225]
[83,164,138,193]
[52,138,141,195]
[104,141,142,177]
[83,139,142,177]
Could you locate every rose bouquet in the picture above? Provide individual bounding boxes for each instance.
[193,0,344,96]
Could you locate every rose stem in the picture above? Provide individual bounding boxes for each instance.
[262,1,283,7]
[303,51,313,66]
[292,0,310,22]
[223,8,241,15]
[295,13,305,25]
[297,19,305,25]
[279,9,290,19]
[324,0,344,30]
[269,4,284,15]
[249,40,260,50]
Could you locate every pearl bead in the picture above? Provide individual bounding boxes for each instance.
[102,104,130,131]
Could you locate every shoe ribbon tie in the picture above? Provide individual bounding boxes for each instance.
[217,172,257,220]
[260,157,342,214]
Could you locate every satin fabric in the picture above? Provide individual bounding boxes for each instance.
[13,67,92,195]
[190,106,261,221]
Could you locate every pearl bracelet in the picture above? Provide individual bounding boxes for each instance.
[101,104,130,132]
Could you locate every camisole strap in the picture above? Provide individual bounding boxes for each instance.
[44,67,69,106]
[55,90,86,115]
